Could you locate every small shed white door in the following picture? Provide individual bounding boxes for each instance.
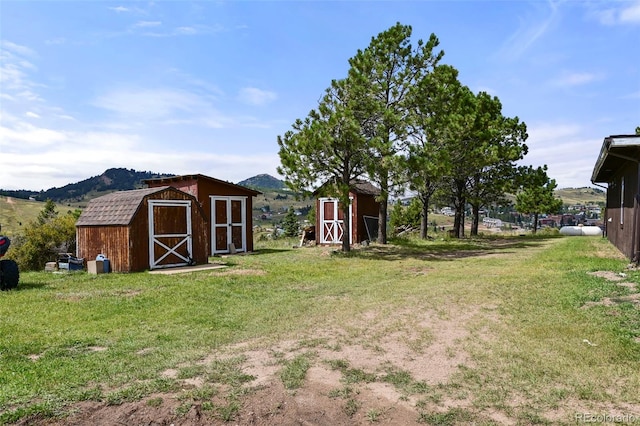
[211,196,247,254]
[319,198,352,244]
[148,200,193,269]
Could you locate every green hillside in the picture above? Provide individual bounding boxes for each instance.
[554,187,606,205]
[0,168,173,207]
[0,196,67,237]
[237,174,285,191]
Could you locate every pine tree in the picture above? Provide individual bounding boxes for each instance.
[515,165,563,234]
[282,207,300,238]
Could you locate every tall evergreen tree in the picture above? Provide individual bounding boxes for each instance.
[405,64,466,238]
[464,93,528,236]
[442,90,528,237]
[347,23,443,244]
[278,79,368,252]
[514,165,563,234]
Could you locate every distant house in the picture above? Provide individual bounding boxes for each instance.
[76,186,208,272]
[145,174,261,255]
[591,134,640,262]
[315,180,381,245]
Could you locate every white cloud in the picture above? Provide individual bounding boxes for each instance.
[0,133,280,190]
[1,40,36,58]
[45,37,66,45]
[238,87,277,106]
[91,87,259,129]
[622,90,640,99]
[129,23,224,38]
[175,26,197,35]
[0,121,67,148]
[0,106,280,190]
[551,71,601,87]
[133,21,162,28]
[527,123,582,143]
[0,42,39,95]
[589,0,640,25]
[620,1,640,23]
[499,0,560,60]
[521,123,603,188]
[0,41,53,112]
[92,87,206,118]
[109,6,130,13]
[25,111,40,119]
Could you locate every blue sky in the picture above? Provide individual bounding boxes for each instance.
[1,1,639,192]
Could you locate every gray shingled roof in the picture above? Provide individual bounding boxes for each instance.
[350,180,381,196]
[313,179,381,197]
[76,186,171,226]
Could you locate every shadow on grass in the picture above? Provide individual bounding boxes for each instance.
[250,248,293,255]
[13,281,48,291]
[340,236,554,262]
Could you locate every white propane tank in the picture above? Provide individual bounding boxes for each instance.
[559,226,603,236]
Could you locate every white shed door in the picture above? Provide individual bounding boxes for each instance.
[148,200,193,269]
[211,196,247,254]
[319,198,352,244]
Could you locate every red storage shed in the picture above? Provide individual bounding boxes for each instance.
[316,180,381,245]
[145,174,261,255]
[76,186,208,272]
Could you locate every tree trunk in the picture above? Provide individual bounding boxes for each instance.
[341,202,351,252]
[420,195,430,239]
[470,204,480,236]
[377,173,389,244]
[532,212,539,234]
[451,180,466,238]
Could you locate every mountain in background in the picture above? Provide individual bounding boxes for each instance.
[237,174,286,191]
[0,170,286,205]
[0,168,173,204]
[1,168,603,208]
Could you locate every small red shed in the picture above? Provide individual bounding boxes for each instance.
[144,174,261,255]
[316,180,381,245]
[76,186,208,272]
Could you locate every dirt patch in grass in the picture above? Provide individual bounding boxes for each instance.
[29,305,497,425]
[617,282,639,291]
[582,293,640,308]
[21,296,640,425]
[588,270,628,281]
[16,264,639,425]
[584,270,640,307]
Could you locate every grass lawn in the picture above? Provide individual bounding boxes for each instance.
[0,235,638,424]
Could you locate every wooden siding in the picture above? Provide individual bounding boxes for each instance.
[591,135,640,262]
[77,225,130,272]
[605,161,640,261]
[315,190,381,245]
[77,187,208,272]
[146,175,258,254]
[353,193,381,243]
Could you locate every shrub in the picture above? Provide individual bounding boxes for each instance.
[10,202,80,271]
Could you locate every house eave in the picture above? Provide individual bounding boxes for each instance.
[591,135,640,184]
